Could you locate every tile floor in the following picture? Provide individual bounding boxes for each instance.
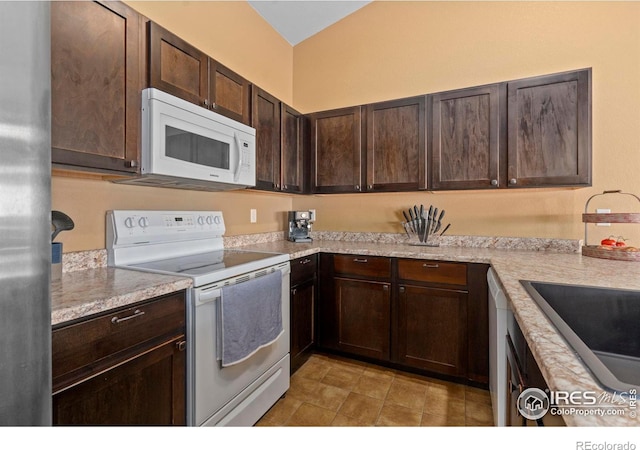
[256,353,494,427]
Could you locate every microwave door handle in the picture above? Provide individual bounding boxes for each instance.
[233,132,243,182]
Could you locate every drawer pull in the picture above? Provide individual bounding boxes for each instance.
[422,263,439,269]
[300,258,312,265]
[176,340,187,352]
[111,309,145,324]
[353,258,368,263]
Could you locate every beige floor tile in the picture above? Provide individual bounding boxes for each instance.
[287,376,321,403]
[321,366,362,390]
[424,392,466,419]
[465,400,494,426]
[376,403,423,426]
[305,382,350,412]
[257,395,303,426]
[338,392,383,424]
[352,373,392,400]
[294,356,332,381]
[421,412,465,426]
[385,377,428,411]
[286,402,336,426]
[331,413,374,426]
[465,385,492,405]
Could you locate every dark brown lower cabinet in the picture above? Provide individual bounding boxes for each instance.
[332,277,391,360]
[396,284,467,377]
[290,255,318,373]
[318,253,489,386]
[52,291,187,426]
[53,337,185,425]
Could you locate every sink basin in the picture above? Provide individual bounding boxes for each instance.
[520,280,640,393]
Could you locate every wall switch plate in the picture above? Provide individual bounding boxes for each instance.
[250,209,257,223]
[596,208,610,226]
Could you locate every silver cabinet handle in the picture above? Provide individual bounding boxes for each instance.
[490,179,498,186]
[368,184,373,190]
[300,258,312,265]
[509,178,517,185]
[292,288,297,296]
[399,287,405,293]
[176,340,187,352]
[203,99,209,108]
[111,309,145,324]
[125,160,138,168]
[383,285,389,291]
[422,263,439,269]
[353,258,368,263]
[355,185,360,191]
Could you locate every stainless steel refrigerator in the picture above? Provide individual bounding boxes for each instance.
[0,1,52,425]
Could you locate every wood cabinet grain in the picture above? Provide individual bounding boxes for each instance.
[365,96,426,191]
[148,21,250,124]
[310,107,364,193]
[507,69,591,187]
[429,85,501,190]
[290,255,318,373]
[51,0,143,173]
[52,291,187,425]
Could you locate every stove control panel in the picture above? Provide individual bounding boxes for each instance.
[107,210,225,247]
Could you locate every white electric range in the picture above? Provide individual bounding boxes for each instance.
[107,210,290,426]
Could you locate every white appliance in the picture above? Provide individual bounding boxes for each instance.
[115,88,256,192]
[107,210,290,426]
[487,267,508,427]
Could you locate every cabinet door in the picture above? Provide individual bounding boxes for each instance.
[148,21,208,108]
[252,87,281,191]
[290,279,316,373]
[209,60,251,125]
[429,85,501,190]
[53,336,186,425]
[365,96,426,192]
[281,104,306,194]
[51,1,142,173]
[332,278,391,360]
[467,264,490,385]
[507,69,591,187]
[396,285,467,376]
[310,107,363,193]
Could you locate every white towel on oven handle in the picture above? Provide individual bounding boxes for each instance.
[218,270,283,367]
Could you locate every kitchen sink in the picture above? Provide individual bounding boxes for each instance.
[520,280,640,393]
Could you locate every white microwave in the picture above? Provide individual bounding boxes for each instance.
[116,88,256,191]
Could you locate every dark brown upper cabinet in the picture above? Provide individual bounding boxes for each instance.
[428,85,501,190]
[148,22,250,125]
[365,96,427,192]
[51,1,144,173]
[507,69,591,187]
[253,87,281,191]
[310,97,427,194]
[281,103,307,194]
[310,107,364,193]
[252,86,306,193]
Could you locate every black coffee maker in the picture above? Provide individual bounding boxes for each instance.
[288,211,314,243]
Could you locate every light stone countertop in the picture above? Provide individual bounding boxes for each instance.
[53,234,640,426]
[51,267,192,326]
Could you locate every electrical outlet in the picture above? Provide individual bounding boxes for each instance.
[596,208,610,227]
[250,209,257,223]
[309,209,316,221]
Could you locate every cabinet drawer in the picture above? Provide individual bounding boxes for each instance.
[398,259,467,286]
[52,291,186,388]
[334,254,391,279]
[290,254,317,286]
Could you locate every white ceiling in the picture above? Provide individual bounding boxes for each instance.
[248,1,372,46]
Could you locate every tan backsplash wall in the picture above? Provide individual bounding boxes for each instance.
[292,1,640,242]
[52,175,292,252]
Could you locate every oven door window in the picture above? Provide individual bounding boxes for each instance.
[165,125,230,170]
